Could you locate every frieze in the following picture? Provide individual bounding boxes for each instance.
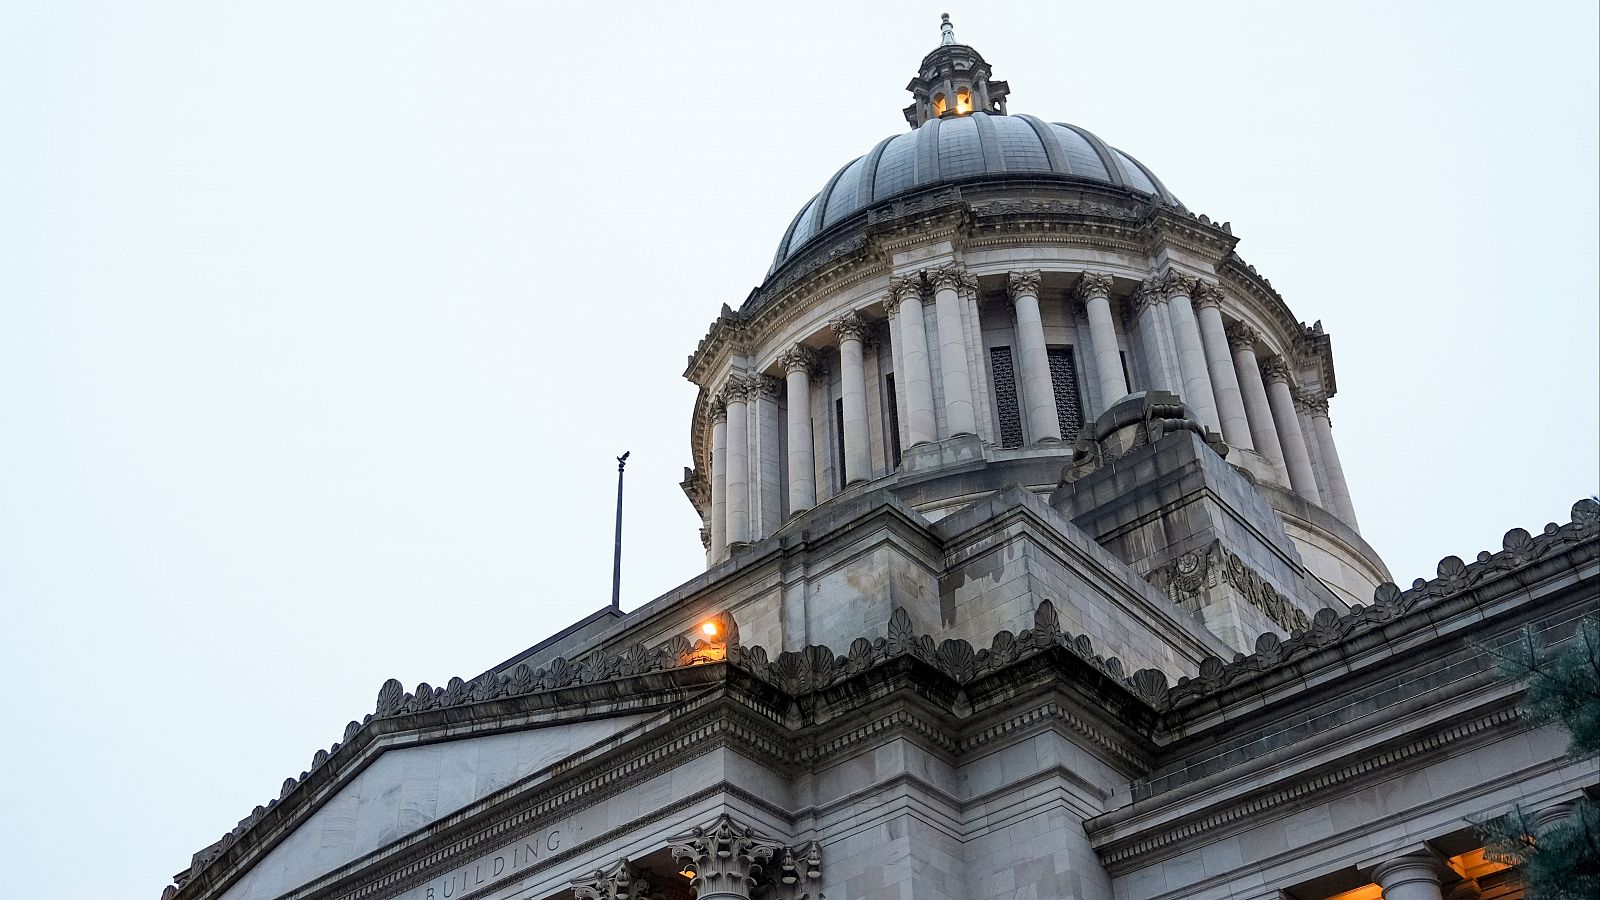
[1145,539,1312,634]
[865,186,965,225]
[969,197,1141,220]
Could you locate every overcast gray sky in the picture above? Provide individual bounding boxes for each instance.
[1,2,1595,896]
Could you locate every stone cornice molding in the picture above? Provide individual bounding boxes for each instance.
[829,311,870,343]
[776,344,820,376]
[1090,705,1525,874]
[1224,320,1260,353]
[1142,207,1239,262]
[1191,280,1224,310]
[1259,356,1293,385]
[1074,272,1115,303]
[1007,269,1042,301]
[1159,269,1197,300]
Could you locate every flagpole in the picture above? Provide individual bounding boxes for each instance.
[611,451,629,611]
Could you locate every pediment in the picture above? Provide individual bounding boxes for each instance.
[215,714,647,900]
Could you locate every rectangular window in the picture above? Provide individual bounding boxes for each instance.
[885,373,903,468]
[835,397,847,491]
[1048,347,1085,443]
[989,346,1025,449]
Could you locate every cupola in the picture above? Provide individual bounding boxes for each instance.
[902,14,1010,127]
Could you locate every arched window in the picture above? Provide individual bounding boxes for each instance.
[932,93,947,117]
[955,87,973,115]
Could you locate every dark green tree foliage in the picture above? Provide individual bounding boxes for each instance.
[1474,615,1600,900]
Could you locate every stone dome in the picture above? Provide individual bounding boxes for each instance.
[769,113,1181,276]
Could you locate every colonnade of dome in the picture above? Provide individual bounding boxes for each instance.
[680,23,1388,610]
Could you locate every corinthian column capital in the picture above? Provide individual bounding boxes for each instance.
[771,841,825,899]
[1131,276,1166,316]
[670,815,782,899]
[830,311,870,343]
[1160,269,1198,299]
[721,376,754,403]
[777,344,820,375]
[927,262,977,295]
[1225,320,1260,352]
[1260,356,1294,385]
[1191,280,1225,310]
[1294,387,1328,415]
[1074,271,1115,302]
[1007,269,1042,300]
[751,373,781,400]
[709,394,728,422]
[885,274,925,314]
[571,858,655,900]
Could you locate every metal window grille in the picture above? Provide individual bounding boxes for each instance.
[989,346,1025,449]
[1048,347,1084,442]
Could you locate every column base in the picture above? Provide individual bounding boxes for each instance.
[900,433,986,473]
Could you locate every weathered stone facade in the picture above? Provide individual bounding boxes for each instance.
[163,18,1599,900]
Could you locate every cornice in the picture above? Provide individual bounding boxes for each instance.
[1089,704,1525,874]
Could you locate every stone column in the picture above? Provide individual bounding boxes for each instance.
[1163,271,1222,432]
[888,275,937,446]
[1300,390,1360,530]
[723,378,751,546]
[1193,282,1253,449]
[1133,277,1176,392]
[1262,357,1321,500]
[778,345,818,513]
[1076,272,1129,402]
[670,815,782,900]
[1008,270,1061,444]
[708,396,728,561]
[1372,854,1445,900]
[751,375,782,537]
[832,312,872,485]
[1227,322,1288,477]
[928,264,978,436]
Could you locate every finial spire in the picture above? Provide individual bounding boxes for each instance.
[940,13,956,46]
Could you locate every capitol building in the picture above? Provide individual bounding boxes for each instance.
[162,18,1598,900]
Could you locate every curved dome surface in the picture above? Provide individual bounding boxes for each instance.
[770,113,1180,275]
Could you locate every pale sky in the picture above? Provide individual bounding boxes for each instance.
[1,2,1595,897]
